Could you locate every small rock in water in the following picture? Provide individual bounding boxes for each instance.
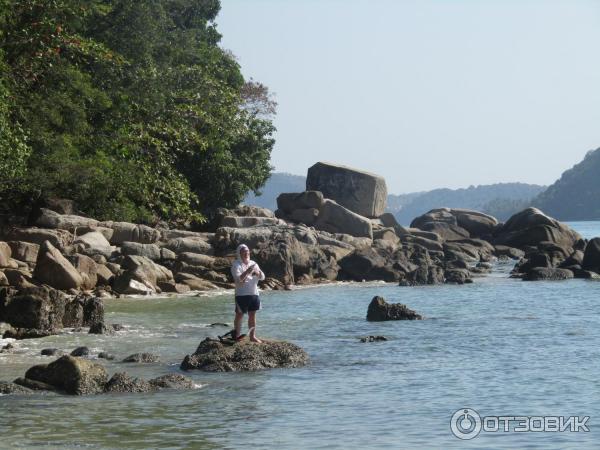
[1,343,15,353]
[88,322,115,335]
[98,352,115,360]
[149,374,196,390]
[41,348,61,356]
[104,372,153,393]
[359,336,388,343]
[71,346,90,357]
[209,323,230,328]
[14,377,58,392]
[122,353,160,363]
[366,296,423,321]
[0,380,34,395]
[111,324,125,331]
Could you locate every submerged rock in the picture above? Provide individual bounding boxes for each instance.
[366,296,423,321]
[41,348,61,356]
[0,380,34,395]
[122,353,160,363]
[359,335,388,343]
[149,374,196,390]
[104,372,153,393]
[104,372,196,393]
[522,267,574,281]
[180,338,309,372]
[70,346,90,357]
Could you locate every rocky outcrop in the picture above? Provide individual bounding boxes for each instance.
[181,338,309,372]
[306,162,387,217]
[24,355,108,395]
[493,207,582,252]
[366,296,423,321]
[0,286,103,338]
[410,208,498,241]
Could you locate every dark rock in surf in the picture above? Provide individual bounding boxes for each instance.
[366,296,423,321]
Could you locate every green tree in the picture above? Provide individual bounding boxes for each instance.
[0,0,275,224]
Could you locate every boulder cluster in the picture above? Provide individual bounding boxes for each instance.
[0,354,196,395]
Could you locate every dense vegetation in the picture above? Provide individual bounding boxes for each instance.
[0,0,275,224]
[534,148,600,221]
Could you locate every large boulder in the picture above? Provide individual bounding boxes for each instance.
[366,296,423,321]
[99,221,160,245]
[277,191,324,214]
[493,208,582,252]
[113,255,173,294]
[68,254,98,290]
[73,231,111,250]
[7,241,39,265]
[410,208,498,240]
[220,216,283,228]
[315,200,373,238]
[0,227,72,250]
[24,355,108,395]
[338,248,398,282]
[36,209,98,231]
[582,238,600,273]
[181,338,309,372]
[33,241,83,290]
[121,242,162,261]
[0,286,68,330]
[0,242,12,267]
[163,237,213,255]
[306,162,387,218]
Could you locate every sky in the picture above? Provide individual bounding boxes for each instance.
[217,0,600,194]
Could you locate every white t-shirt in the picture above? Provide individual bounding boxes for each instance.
[231,259,265,296]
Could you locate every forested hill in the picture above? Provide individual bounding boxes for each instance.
[243,173,545,224]
[0,0,275,225]
[533,148,600,221]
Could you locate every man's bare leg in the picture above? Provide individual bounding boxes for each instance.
[234,310,244,339]
[248,311,262,343]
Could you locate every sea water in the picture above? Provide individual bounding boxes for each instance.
[1,222,600,449]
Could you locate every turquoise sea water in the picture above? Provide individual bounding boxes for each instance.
[1,222,600,449]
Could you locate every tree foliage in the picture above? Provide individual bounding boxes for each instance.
[0,0,275,224]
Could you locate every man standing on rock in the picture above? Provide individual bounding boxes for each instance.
[231,243,265,343]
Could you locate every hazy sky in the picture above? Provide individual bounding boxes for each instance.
[218,0,600,194]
